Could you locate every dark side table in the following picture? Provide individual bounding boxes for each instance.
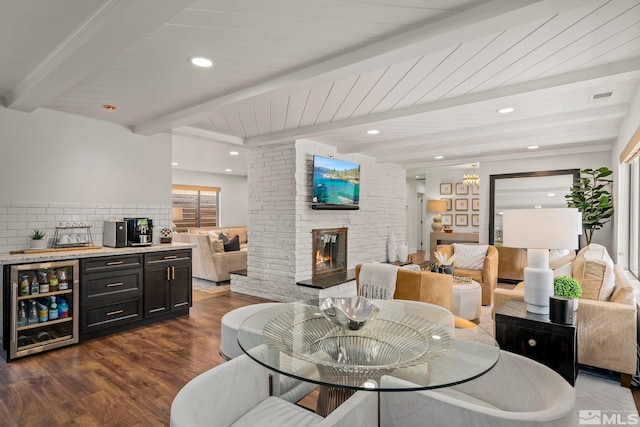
[495,300,578,386]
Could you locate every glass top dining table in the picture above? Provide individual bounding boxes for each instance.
[237,298,500,393]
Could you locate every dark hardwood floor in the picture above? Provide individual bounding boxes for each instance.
[0,290,270,427]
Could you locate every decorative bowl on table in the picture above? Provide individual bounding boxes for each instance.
[320,296,379,331]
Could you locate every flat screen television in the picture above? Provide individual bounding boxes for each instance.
[311,155,360,210]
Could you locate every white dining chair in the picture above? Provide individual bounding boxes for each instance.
[170,345,378,427]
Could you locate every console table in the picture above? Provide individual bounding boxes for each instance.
[430,231,479,261]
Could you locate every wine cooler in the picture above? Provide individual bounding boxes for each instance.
[3,260,79,360]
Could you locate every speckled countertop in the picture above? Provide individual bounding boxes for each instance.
[0,242,196,266]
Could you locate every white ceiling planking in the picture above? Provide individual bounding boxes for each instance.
[299,82,335,128]
[283,91,311,131]
[314,75,361,124]
[269,96,289,134]
[331,68,389,121]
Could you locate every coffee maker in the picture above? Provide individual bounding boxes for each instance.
[124,218,153,246]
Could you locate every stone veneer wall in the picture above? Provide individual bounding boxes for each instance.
[0,202,171,254]
[232,139,406,302]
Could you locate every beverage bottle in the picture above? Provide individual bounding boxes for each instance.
[58,298,69,319]
[31,276,39,295]
[38,302,48,323]
[17,301,27,327]
[19,275,30,296]
[27,300,39,325]
[48,270,59,292]
[39,275,49,293]
[48,297,58,321]
[58,269,68,290]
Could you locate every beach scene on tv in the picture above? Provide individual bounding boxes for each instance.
[313,156,360,205]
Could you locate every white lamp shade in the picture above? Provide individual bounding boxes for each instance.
[503,208,579,250]
[427,200,447,213]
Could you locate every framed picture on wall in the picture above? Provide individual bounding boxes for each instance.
[441,214,453,226]
[455,183,468,195]
[472,214,480,226]
[440,183,452,195]
[472,184,480,195]
[455,198,468,211]
[455,214,468,226]
[472,198,480,211]
[441,198,452,211]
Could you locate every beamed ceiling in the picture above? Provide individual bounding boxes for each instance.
[2,0,639,176]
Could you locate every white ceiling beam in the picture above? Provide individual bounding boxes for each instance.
[244,58,640,147]
[134,0,592,135]
[403,141,612,173]
[172,126,245,146]
[4,0,193,112]
[338,104,629,155]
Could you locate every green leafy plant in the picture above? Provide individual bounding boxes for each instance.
[29,229,46,240]
[565,167,614,245]
[553,276,582,299]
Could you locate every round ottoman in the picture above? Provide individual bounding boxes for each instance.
[453,281,482,321]
[220,302,280,360]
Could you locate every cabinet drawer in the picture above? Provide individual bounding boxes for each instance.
[82,298,142,334]
[81,255,143,272]
[82,268,142,303]
[145,250,191,265]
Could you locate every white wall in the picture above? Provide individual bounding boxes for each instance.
[172,169,248,227]
[0,107,172,252]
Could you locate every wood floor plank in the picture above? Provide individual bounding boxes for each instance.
[0,289,269,426]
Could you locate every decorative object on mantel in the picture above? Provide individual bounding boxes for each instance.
[160,228,173,243]
[503,208,580,314]
[462,163,480,186]
[387,234,397,263]
[434,251,458,275]
[320,296,379,331]
[397,242,409,263]
[28,229,47,249]
[427,200,447,232]
[565,167,614,245]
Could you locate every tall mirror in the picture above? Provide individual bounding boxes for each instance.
[489,169,580,245]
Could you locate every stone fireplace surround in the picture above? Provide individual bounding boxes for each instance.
[231,139,406,302]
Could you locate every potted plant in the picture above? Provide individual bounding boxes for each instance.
[28,229,47,249]
[565,167,614,245]
[553,276,582,311]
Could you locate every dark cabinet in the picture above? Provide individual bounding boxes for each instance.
[143,250,192,318]
[495,300,577,386]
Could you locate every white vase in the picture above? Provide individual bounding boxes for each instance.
[387,235,397,263]
[29,239,46,249]
[397,243,409,263]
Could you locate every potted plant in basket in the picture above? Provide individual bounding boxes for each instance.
[28,229,47,249]
[553,276,582,311]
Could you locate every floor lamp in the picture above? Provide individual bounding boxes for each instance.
[427,200,448,232]
[502,208,579,314]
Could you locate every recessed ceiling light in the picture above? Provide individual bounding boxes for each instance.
[434,156,444,160]
[415,176,420,179]
[229,151,239,156]
[528,145,539,150]
[189,56,214,68]
[225,168,232,172]
[366,129,380,135]
[548,193,556,197]
[171,162,178,166]
[497,107,514,114]
[103,104,117,110]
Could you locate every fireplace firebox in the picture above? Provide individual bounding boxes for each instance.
[312,228,347,277]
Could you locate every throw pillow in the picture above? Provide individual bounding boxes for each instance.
[548,250,576,270]
[218,232,229,243]
[552,262,572,278]
[209,237,225,253]
[223,235,240,252]
[453,244,488,270]
[572,243,615,301]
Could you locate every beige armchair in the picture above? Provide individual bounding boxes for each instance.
[436,244,498,306]
[355,264,453,311]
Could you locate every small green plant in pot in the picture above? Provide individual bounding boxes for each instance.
[554,276,582,310]
[28,229,47,249]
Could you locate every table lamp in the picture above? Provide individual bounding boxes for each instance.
[427,200,448,232]
[502,208,579,314]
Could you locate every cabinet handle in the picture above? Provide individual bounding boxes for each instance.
[528,338,537,347]
[172,266,175,280]
[106,310,124,316]
[167,266,170,280]
[106,282,124,288]
[11,283,17,344]
[106,261,124,266]
[164,255,178,260]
